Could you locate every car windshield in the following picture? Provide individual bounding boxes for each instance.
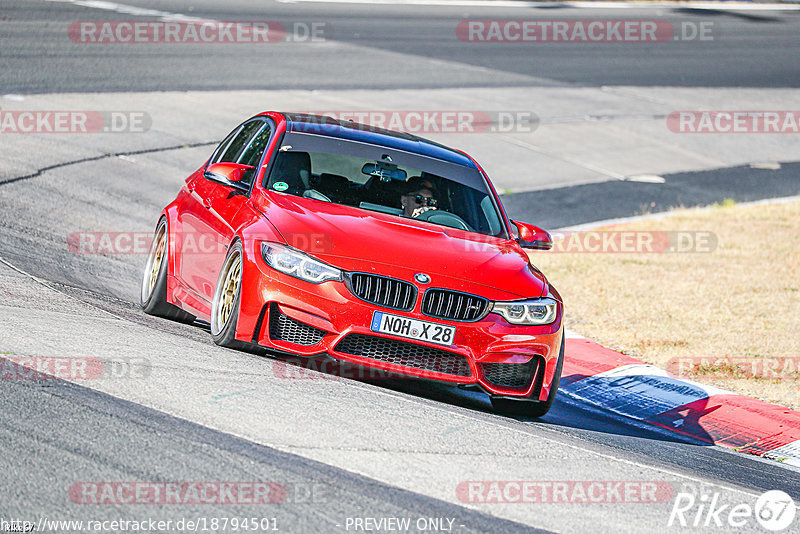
[265,132,506,237]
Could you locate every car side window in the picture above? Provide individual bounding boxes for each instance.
[238,122,272,168]
[217,120,263,164]
[209,127,241,165]
[236,121,273,188]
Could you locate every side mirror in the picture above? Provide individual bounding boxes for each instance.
[511,220,552,250]
[204,162,253,190]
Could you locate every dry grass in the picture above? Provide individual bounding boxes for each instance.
[528,199,800,410]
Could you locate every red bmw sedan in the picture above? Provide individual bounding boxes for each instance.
[141,112,564,417]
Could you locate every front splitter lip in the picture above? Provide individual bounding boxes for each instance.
[263,343,546,401]
[276,350,540,399]
[295,344,540,398]
[322,324,548,397]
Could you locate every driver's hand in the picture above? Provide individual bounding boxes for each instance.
[411,206,437,218]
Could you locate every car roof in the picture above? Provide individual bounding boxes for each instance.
[279,113,479,170]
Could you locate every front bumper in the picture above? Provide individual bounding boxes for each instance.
[237,250,563,400]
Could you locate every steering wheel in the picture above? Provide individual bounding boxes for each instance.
[415,209,473,232]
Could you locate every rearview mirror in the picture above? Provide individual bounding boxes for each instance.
[511,220,552,250]
[361,162,407,182]
[204,162,253,190]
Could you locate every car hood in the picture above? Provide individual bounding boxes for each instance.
[257,193,547,300]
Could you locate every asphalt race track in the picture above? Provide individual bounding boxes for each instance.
[1,1,799,533]
[4,0,800,92]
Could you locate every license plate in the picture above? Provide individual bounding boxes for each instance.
[370,311,456,346]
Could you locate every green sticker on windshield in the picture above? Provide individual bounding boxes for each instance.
[273,181,289,192]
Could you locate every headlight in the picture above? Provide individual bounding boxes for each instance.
[491,298,558,325]
[261,242,342,284]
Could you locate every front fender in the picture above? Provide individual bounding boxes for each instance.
[234,216,286,342]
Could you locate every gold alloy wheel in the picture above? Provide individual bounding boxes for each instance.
[148,228,166,296]
[142,223,166,303]
[214,252,241,331]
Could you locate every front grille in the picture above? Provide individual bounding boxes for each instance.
[269,305,326,346]
[480,358,539,388]
[334,334,471,377]
[422,289,489,322]
[347,273,416,311]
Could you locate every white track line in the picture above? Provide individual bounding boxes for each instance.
[45,0,212,22]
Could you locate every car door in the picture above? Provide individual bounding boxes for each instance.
[178,119,272,308]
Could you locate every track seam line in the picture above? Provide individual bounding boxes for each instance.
[0,141,217,187]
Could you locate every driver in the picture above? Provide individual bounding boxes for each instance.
[401,176,438,218]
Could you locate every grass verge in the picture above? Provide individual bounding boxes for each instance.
[528,198,800,410]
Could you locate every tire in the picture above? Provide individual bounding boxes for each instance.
[210,241,264,354]
[141,218,196,324]
[491,335,565,418]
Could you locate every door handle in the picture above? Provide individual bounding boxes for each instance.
[202,198,212,209]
